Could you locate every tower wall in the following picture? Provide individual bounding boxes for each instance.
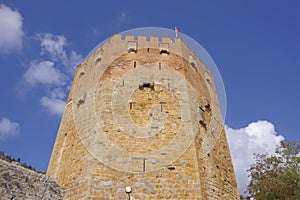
[47,34,239,199]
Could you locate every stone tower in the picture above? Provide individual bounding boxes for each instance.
[47,33,239,199]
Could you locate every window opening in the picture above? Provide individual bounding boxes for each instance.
[139,82,154,90]
[129,102,136,110]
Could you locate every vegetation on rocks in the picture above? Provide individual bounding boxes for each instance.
[0,150,44,173]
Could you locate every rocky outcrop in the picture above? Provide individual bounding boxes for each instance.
[0,159,64,200]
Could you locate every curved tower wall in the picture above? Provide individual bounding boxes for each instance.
[47,34,239,199]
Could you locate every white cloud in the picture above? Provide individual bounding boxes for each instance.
[22,59,68,115]
[23,60,67,86]
[49,87,67,100]
[40,87,66,116]
[37,33,68,65]
[68,50,82,72]
[40,96,65,116]
[0,4,24,55]
[18,32,81,116]
[226,120,284,195]
[36,33,82,69]
[0,117,20,139]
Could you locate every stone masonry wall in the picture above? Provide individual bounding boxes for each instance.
[0,159,64,200]
[47,34,239,199]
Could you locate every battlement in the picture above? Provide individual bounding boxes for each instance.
[109,34,190,58]
[113,33,180,46]
[81,34,206,70]
[71,34,215,104]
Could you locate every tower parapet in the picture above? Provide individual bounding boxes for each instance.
[73,34,213,102]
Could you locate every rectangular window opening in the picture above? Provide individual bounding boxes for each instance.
[160,50,169,55]
[139,82,154,90]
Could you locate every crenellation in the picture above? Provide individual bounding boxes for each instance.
[125,34,135,41]
[161,36,171,43]
[149,35,159,48]
[89,34,204,70]
[137,35,147,49]
[112,33,122,41]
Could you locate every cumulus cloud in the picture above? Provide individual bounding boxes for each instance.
[23,60,67,86]
[0,4,24,55]
[18,32,82,115]
[32,33,83,115]
[0,117,20,139]
[40,96,65,116]
[226,120,284,195]
[37,33,68,65]
[40,87,66,116]
[36,33,82,69]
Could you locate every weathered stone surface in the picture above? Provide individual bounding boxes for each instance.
[0,159,64,200]
[47,34,239,199]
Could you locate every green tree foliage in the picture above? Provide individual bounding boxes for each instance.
[246,141,300,200]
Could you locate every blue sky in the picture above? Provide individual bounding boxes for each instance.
[0,0,299,195]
